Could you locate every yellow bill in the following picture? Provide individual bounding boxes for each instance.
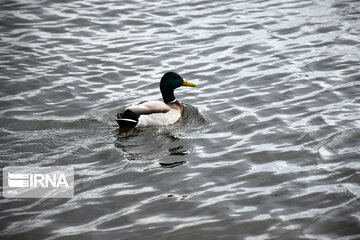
[182,79,196,87]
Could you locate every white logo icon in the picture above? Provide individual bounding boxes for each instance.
[8,172,30,188]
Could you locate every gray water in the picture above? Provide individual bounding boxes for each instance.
[1,0,360,239]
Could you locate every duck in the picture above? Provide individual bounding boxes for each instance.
[116,72,196,128]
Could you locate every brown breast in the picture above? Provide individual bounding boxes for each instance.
[168,99,183,113]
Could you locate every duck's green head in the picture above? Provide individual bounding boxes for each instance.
[160,72,196,103]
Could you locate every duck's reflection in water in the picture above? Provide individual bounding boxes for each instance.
[114,127,190,169]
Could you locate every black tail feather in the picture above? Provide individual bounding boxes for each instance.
[116,109,139,128]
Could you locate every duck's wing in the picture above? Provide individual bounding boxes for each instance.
[126,100,171,115]
[117,100,181,128]
[137,109,181,127]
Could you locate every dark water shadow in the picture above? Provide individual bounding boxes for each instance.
[159,161,187,168]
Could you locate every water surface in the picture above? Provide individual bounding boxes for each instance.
[1,0,360,239]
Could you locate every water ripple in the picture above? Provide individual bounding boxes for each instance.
[1,0,360,239]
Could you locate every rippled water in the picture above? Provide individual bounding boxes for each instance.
[1,0,360,239]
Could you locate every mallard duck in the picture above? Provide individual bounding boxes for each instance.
[116,72,196,128]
